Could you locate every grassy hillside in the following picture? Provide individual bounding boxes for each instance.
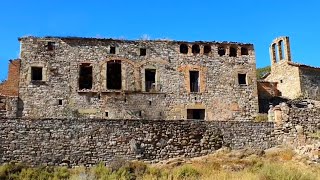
[1,147,319,180]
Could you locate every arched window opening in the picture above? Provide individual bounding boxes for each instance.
[229,47,237,57]
[204,45,211,54]
[218,47,226,56]
[180,44,188,54]
[241,47,249,55]
[192,44,200,54]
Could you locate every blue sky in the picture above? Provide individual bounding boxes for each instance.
[1,0,320,80]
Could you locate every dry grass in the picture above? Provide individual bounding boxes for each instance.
[1,148,319,180]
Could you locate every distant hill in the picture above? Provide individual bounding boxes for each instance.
[257,66,271,79]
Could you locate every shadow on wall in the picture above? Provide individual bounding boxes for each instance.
[17,98,24,117]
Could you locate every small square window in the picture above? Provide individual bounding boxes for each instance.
[110,46,116,54]
[58,99,63,106]
[238,74,247,85]
[280,80,283,83]
[31,67,43,81]
[140,48,146,56]
[47,42,55,51]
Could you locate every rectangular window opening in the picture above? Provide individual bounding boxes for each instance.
[79,64,93,90]
[110,46,116,54]
[105,111,109,117]
[140,48,146,56]
[58,99,63,106]
[187,109,205,120]
[31,67,43,81]
[145,69,156,92]
[189,71,199,92]
[238,74,247,85]
[107,60,122,90]
[47,42,55,51]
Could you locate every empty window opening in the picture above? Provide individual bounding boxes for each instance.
[280,80,283,83]
[47,42,55,51]
[159,112,162,116]
[79,64,93,90]
[107,60,122,90]
[238,74,247,85]
[105,111,109,117]
[138,111,142,117]
[204,45,211,54]
[140,48,147,56]
[218,47,226,56]
[241,47,249,55]
[58,99,63,106]
[192,44,200,54]
[110,46,116,54]
[145,69,156,92]
[279,40,285,60]
[31,67,43,81]
[275,45,280,62]
[229,47,237,57]
[187,109,205,120]
[180,44,188,54]
[189,71,199,92]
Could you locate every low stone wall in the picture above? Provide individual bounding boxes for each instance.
[271,101,320,162]
[0,118,275,166]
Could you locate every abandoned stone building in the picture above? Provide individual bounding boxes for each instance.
[259,36,320,110]
[0,36,259,120]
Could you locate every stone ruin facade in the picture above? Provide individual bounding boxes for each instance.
[264,36,320,101]
[0,36,259,120]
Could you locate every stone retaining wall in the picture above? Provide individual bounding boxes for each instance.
[0,118,275,166]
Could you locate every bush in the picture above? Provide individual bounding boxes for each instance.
[91,162,111,180]
[109,158,128,172]
[19,167,55,180]
[0,163,27,180]
[53,167,70,180]
[258,163,316,180]
[175,165,200,180]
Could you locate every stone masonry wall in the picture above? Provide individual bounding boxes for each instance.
[299,67,320,101]
[18,37,258,121]
[272,102,320,162]
[265,61,301,99]
[0,118,275,166]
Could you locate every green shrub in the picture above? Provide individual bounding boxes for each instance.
[175,165,200,180]
[257,66,271,79]
[91,162,111,180]
[0,163,27,180]
[53,167,70,180]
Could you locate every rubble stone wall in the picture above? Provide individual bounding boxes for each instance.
[299,67,320,101]
[0,118,275,166]
[18,37,258,121]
